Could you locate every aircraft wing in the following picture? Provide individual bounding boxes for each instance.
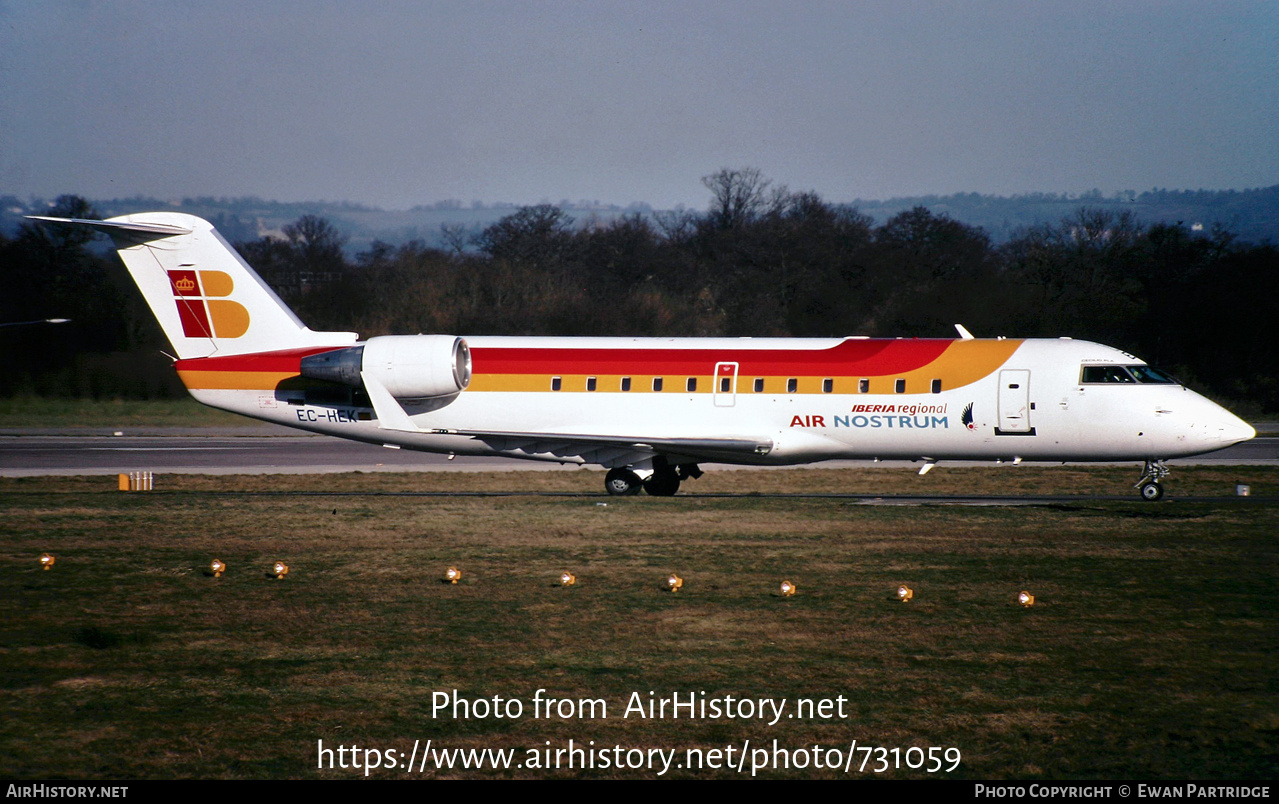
[360,368,771,466]
[434,428,774,466]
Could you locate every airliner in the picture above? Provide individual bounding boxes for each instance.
[31,212,1255,500]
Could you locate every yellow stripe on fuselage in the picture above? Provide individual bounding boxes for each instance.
[176,370,298,390]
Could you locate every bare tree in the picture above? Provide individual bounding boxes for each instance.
[701,167,784,230]
[439,223,470,260]
[283,214,347,274]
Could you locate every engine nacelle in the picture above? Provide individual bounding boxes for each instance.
[300,335,471,399]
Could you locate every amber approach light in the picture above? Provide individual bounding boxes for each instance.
[897,584,914,602]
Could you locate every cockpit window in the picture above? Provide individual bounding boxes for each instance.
[1081,365,1181,385]
[1127,365,1179,384]
[1081,365,1136,384]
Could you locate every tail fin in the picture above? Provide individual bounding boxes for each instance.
[28,212,357,359]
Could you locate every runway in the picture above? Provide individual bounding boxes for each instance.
[0,430,541,476]
[2,427,1277,477]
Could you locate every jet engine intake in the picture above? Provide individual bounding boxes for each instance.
[300,335,471,399]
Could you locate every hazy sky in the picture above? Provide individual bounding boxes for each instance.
[2,1,1276,210]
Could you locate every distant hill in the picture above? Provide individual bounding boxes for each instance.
[4,185,1276,249]
[0,195,651,255]
[850,186,1279,244]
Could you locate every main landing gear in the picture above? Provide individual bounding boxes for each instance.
[1135,459,1170,501]
[604,459,701,497]
[604,468,643,496]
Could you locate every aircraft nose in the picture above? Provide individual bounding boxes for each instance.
[1218,416,1256,446]
[1201,398,1256,445]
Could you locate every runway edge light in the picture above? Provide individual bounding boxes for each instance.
[667,573,683,593]
[446,566,462,584]
[779,580,796,597]
[1019,590,1035,607]
[559,571,576,587]
[897,584,914,602]
[40,553,55,571]
[210,559,226,578]
[271,561,289,580]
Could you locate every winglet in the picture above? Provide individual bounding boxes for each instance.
[361,371,421,432]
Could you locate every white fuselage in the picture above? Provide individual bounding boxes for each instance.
[188,336,1254,468]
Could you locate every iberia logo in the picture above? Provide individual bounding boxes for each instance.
[167,270,250,338]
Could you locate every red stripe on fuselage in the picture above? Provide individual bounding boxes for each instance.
[171,339,957,379]
[173,346,342,374]
[470,339,952,377]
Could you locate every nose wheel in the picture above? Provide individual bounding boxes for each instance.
[1139,481,1165,501]
[1135,460,1170,501]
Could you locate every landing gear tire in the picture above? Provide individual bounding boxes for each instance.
[1134,460,1170,502]
[643,470,681,497]
[605,468,643,496]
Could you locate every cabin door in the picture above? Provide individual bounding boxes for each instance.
[713,362,738,407]
[997,369,1034,434]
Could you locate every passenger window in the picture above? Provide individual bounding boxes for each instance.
[686,377,697,392]
[858,378,869,393]
[586,377,597,391]
[787,378,798,394]
[931,379,942,394]
[551,377,562,391]
[753,378,764,393]
[895,379,906,393]
[720,376,731,393]
[621,377,631,391]
[822,378,833,393]
[653,377,663,392]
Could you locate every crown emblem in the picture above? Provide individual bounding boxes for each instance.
[174,277,197,292]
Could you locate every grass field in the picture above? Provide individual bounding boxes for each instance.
[0,396,253,429]
[2,468,1276,779]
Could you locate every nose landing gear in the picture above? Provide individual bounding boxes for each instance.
[1135,460,1170,501]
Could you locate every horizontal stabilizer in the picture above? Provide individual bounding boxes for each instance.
[27,216,193,247]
